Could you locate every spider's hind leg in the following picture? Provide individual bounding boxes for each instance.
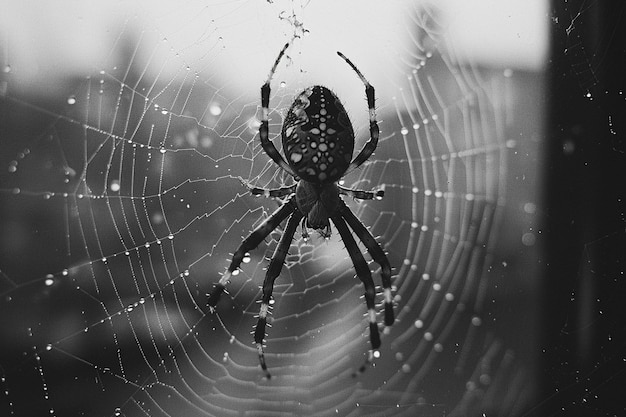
[336,51,379,174]
[258,43,297,178]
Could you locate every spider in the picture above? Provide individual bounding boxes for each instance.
[208,43,394,378]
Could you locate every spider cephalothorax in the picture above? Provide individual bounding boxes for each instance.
[295,181,341,236]
[208,43,393,378]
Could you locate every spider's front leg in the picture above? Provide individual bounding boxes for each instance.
[331,214,382,350]
[253,210,303,379]
[339,202,394,327]
[207,197,296,310]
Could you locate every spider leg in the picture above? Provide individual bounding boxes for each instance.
[254,210,303,379]
[238,176,296,198]
[260,43,297,177]
[337,52,379,173]
[331,214,381,350]
[339,184,385,201]
[207,196,297,309]
[339,202,394,326]
[300,217,310,241]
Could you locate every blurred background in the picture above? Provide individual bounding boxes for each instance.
[1,0,623,416]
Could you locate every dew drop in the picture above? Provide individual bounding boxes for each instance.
[109,180,121,192]
[209,102,222,116]
[522,232,536,246]
[523,202,537,214]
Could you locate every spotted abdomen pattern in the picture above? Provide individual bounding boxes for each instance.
[281,85,354,183]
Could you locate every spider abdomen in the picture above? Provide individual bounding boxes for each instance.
[282,86,354,184]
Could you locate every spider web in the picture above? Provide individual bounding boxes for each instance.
[0,1,544,416]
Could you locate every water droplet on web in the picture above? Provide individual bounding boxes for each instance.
[523,202,537,214]
[3,65,11,73]
[209,103,222,116]
[243,253,251,263]
[109,180,120,192]
[67,96,76,105]
[400,127,409,135]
